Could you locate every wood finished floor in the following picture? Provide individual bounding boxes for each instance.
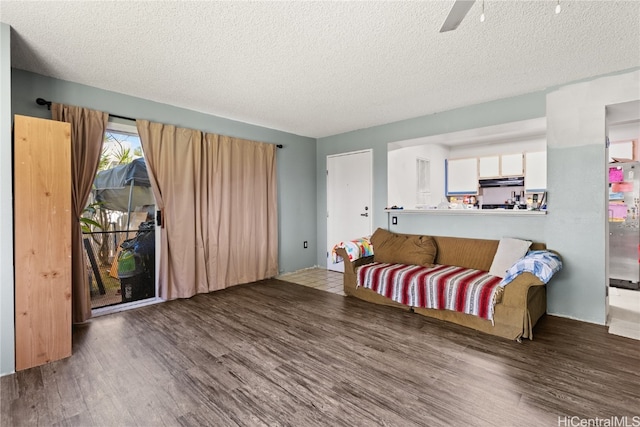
[2,279,639,427]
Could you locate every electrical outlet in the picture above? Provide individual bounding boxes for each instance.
[303,241,308,249]
[392,216,398,225]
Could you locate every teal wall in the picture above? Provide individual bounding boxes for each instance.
[0,23,14,375]
[545,70,640,324]
[317,69,640,325]
[316,91,547,265]
[11,69,318,277]
[2,49,638,377]
[387,212,547,242]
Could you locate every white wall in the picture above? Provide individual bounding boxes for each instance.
[388,143,448,208]
[389,136,545,208]
[0,22,14,375]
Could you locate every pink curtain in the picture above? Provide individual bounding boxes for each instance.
[136,120,278,300]
[52,103,108,323]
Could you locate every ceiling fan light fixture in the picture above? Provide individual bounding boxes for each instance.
[441,0,563,33]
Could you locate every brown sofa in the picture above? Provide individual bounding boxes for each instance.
[336,230,550,341]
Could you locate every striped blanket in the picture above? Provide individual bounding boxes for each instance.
[357,263,503,321]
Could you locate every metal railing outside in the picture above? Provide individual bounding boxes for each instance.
[83,230,136,309]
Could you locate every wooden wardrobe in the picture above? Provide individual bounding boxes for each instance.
[14,115,72,371]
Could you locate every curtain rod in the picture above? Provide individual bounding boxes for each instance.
[36,97,136,122]
[34,98,284,148]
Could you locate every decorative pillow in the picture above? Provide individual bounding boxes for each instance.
[500,250,563,286]
[331,237,373,264]
[370,228,437,267]
[489,237,532,278]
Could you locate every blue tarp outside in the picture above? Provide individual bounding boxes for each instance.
[93,158,154,212]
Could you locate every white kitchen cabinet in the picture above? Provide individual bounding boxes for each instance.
[501,153,524,176]
[479,156,500,178]
[525,151,547,192]
[479,154,523,178]
[447,158,478,195]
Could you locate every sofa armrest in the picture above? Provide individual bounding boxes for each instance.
[501,272,544,306]
[335,248,374,275]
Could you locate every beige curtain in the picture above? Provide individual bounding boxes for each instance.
[52,103,108,323]
[136,120,278,300]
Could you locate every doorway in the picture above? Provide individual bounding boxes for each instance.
[83,121,159,311]
[326,150,373,273]
[606,100,640,340]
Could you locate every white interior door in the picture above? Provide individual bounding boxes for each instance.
[327,150,373,272]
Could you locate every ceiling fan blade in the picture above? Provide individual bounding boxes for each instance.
[439,0,476,33]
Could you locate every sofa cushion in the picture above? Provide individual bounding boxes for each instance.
[433,236,499,271]
[489,237,532,278]
[370,228,437,267]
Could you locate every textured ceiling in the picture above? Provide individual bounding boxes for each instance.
[1,1,639,138]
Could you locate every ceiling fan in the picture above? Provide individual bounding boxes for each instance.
[439,0,476,33]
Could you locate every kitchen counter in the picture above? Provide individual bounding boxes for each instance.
[383,207,547,243]
[385,208,547,216]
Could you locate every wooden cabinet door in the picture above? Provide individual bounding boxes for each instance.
[14,115,72,371]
